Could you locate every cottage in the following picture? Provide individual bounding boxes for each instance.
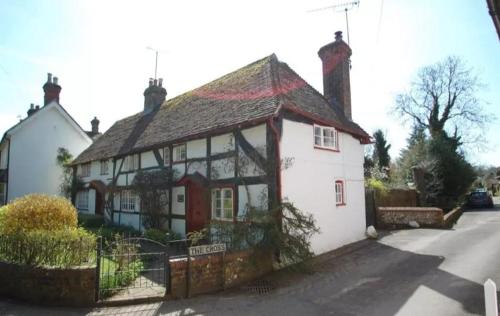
[0,74,96,205]
[72,31,370,254]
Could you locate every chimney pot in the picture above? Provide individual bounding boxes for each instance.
[143,78,167,113]
[335,31,343,41]
[30,103,34,110]
[35,105,40,109]
[91,116,100,134]
[43,73,62,105]
[158,78,163,87]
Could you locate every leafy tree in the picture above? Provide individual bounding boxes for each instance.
[56,147,83,199]
[394,56,490,146]
[393,125,428,186]
[372,129,391,170]
[425,131,475,210]
[131,169,174,230]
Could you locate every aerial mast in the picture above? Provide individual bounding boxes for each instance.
[308,1,360,45]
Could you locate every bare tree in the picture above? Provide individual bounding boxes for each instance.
[394,56,491,146]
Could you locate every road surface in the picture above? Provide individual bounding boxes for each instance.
[1,199,499,315]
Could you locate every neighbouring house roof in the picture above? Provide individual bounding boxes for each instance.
[0,101,92,146]
[73,54,370,165]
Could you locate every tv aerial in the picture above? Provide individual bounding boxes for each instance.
[308,1,360,45]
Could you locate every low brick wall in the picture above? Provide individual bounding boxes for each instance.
[377,189,420,207]
[0,261,96,306]
[443,207,463,228]
[377,207,444,229]
[170,249,273,299]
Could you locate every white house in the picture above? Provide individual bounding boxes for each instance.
[0,74,96,205]
[72,31,370,254]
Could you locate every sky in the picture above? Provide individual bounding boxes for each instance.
[0,0,499,166]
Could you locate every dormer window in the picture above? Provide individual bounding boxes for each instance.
[314,125,338,151]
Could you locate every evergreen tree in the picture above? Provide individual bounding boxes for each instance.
[372,129,391,170]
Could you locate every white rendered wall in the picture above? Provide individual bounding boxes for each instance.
[280,119,366,254]
[241,124,267,157]
[7,103,92,202]
[211,133,234,155]
[172,186,186,215]
[186,138,207,159]
[0,142,8,169]
[141,151,158,169]
[238,184,268,219]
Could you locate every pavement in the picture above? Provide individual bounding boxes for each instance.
[1,198,500,316]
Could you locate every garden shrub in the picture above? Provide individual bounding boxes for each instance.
[1,194,77,234]
[99,257,143,298]
[366,178,388,197]
[93,225,141,243]
[0,205,7,231]
[145,228,182,244]
[78,213,105,228]
[0,227,96,267]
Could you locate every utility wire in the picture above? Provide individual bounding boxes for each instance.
[376,0,384,45]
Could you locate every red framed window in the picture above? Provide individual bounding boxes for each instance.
[335,180,345,205]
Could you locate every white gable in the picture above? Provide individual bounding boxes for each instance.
[5,102,93,202]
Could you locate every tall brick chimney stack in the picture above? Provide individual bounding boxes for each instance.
[143,78,167,114]
[43,73,62,106]
[318,31,352,120]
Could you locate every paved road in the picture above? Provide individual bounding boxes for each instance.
[2,199,500,316]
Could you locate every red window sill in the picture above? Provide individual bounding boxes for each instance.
[314,146,340,152]
[336,203,346,207]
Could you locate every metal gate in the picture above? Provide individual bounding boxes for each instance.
[96,237,169,302]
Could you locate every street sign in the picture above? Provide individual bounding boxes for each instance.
[188,243,226,256]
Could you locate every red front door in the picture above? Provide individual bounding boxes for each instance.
[186,181,210,233]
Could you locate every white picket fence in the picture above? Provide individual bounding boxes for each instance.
[485,279,498,316]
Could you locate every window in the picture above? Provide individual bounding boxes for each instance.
[163,147,171,165]
[173,144,186,162]
[121,190,137,212]
[335,180,345,205]
[211,188,233,221]
[80,163,91,177]
[122,154,139,172]
[314,125,338,150]
[100,160,109,175]
[77,190,89,209]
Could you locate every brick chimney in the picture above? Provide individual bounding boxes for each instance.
[91,117,100,134]
[318,31,352,120]
[143,78,167,113]
[27,103,36,116]
[43,73,62,105]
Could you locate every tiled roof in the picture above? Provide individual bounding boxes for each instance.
[73,54,369,164]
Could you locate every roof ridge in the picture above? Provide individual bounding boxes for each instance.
[268,53,286,115]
